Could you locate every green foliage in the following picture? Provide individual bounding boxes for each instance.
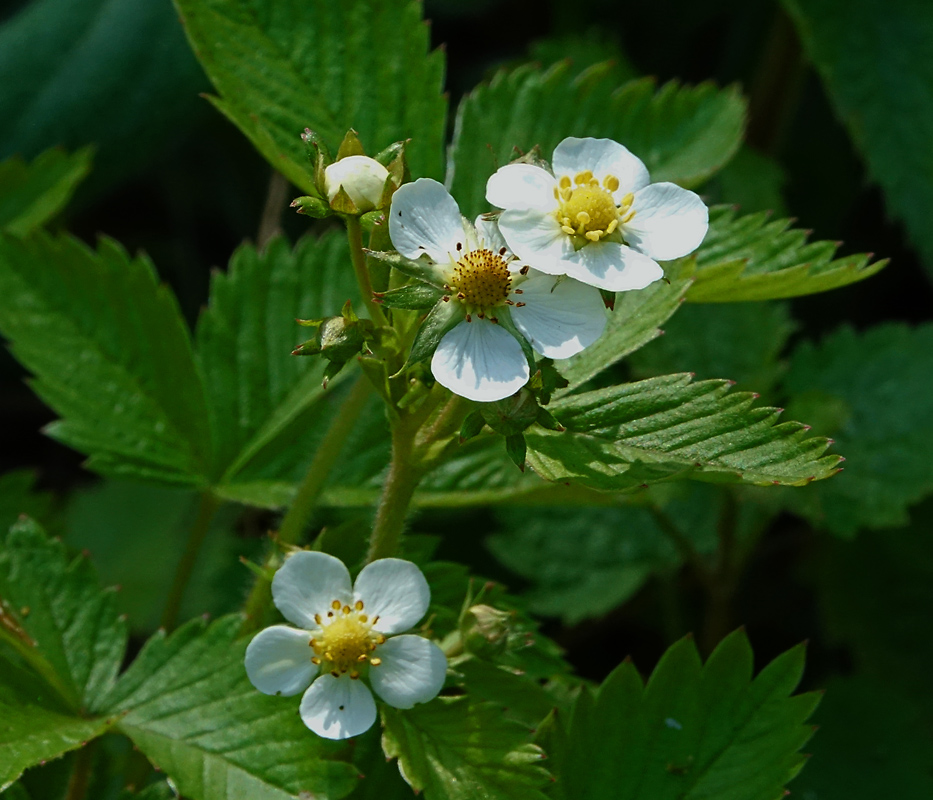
[629,301,797,395]
[0,517,126,713]
[706,146,787,216]
[0,470,55,534]
[783,0,933,274]
[0,148,92,235]
[0,0,207,193]
[0,232,212,486]
[526,374,841,492]
[783,324,933,534]
[381,697,550,800]
[174,0,447,190]
[687,206,885,302]
[449,61,746,218]
[104,615,360,800]
[558,631,818,799]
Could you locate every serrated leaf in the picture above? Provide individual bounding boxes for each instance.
[103,615,360,800]
[381,697,550,800]
[174,0,447,189]
[449,61,746,218]
[557,259,694,390]
[0,147,92,236]
[194,233,361,485]
[0,659,115,790]
[782,0,933,275]
[526,373,841,491]
[782,323,933,534]
[0,517,126,713]
[559,631,818,799]
[0,232,212,486]
[687,205,885,302]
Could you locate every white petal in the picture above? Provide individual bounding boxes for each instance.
[511,273,607,359]
[473,215,510,254]
[353,558,431,634]
[244,625,317,697]
[324,156,389,211]
[565,240,664,292]
[623,182,709,261]
[552,137,650,197]
[486,164,558,211]
[271,550,352,629]
[431,319,529,402]
[299,674,377,740]
[389,178,467,263]
[497,208,576,276]
[370,635,447,709]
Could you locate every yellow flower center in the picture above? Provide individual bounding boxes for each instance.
[311,599,385,678]
[555,171,634,243]
[450,247,512,314]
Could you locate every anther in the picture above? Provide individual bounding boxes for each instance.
[309,638,317,647]
[585,231,601,242]
[456,242,463,251]
[343,605,351,614]
[359,614,368,622]
[499,247,507,255]
[559,175,571,189]
[372,615,380,624]
[324,651,334,661]
[465,313,472,322]
[327,611,334,617]
[561,225,575,236]
[604,175,620,192]
[355,600,364,611]
[331,600,341,610]
[370,658,382,667]
[349,670,360,679]
[331,670,339,677]
[314,614,322,624]
[376,634,386,644]
[514,302,526,307]
[357,654,368,662]
[520,265,530,275]
[514,289,523,294]
[311,657,321,665]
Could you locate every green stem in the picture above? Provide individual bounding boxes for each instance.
[160,490,222,631]
[366,424,423,563]
[701,491,740,654]
[347,216,388,327]
[241,374,373,631]
[65,740,96,800]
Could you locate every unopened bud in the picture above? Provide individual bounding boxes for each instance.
[324,155,390,213]
[461,604,512,659]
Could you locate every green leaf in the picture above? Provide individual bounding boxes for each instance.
[0,0,208,195]
[705,146,787,216]
[174,0,447,190]
[381,697,550,800]
[782,0,933,274]
[0,232,212,486]
[194,233,361,485]
[687,205,885,302]
[628,301,797,396]
[782,324,933,534]
[0,660,115,790]
[0,470,55,535]
[104,615,360,800]
[0,147,92,235]
[791,676,933,800]
[526,374,841,492]
[449,61,746,218]
[558,259,694,390]
[558,631,818,799]
[0,517,127,713]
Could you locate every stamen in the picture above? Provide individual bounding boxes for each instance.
[357,654,368,662]
[370,658,382,667]
[331,600,341,610]
[359,614,368,622]
[349,670,360,679]
[342,605,351,615]
[355,600,364,611]
[603,175,620,192]
[311,657,321,665]
[559,175,572,190]
[314,614,322,624]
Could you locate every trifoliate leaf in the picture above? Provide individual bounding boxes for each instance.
[381,697,550,800]
[687,205,885,302]
[0,231,212,486]
[0,517,126,713]
[195,233,361,486]
[0,148,92,236]
[558,631,818,799]
[174,0,446,189]
[782,0,933,275]
[526,373,841,491]
[449,61,746,218]
[0,659,115,790]
[782,324,933,534]
[103,615,360,800]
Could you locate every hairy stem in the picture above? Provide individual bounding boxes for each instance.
[257,170,290,249]
[366,424,422,563]
[160,490,222,631]
[65,740,96,800]
[346,216,388,327]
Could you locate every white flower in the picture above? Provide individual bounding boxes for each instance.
[486,137,709,292]
[245,551,447,740]
[389,178,607,403]
[324,155,390,212]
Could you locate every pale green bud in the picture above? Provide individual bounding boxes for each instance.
[324,155,390,213]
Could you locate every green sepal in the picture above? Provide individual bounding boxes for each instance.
[375,282,446,310]
[301,128,330,193]
[322,359,346,387]
[460,410,486,442]
[505,433,527,471]
[335,128,366,160]
[528,358,569,405]
[599,288,616,311]
[290,195,332,218]
[374,139,408,167]
[536,407,565,432]
[329,184,360,215]
[365,248,447,288]
[403,298,463,370]
[480,387,540,436]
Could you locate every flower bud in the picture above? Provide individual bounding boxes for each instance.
[324,155,390,213]
[460,604,512,659]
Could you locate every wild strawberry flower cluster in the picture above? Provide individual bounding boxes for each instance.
[386,136,708,402]
[245,551,446,740]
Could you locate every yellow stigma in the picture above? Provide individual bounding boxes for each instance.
[556,172,630,243]
[450,248,512,313]
[311,599,383,675]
